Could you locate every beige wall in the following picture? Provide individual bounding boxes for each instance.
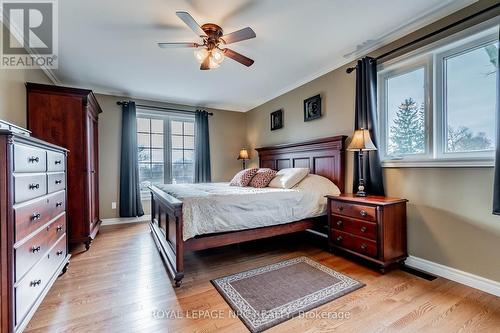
[245,2,500,281]
[0,68,51,127]
[95,94,246,219]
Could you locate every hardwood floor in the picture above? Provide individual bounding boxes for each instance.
[25,222,500,333]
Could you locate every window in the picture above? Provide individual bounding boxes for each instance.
[378,20,498,167]
[137,111,195,196]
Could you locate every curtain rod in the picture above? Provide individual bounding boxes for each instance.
[116,101,213,116]
[346,2,499,74]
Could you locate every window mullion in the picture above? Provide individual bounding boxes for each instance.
[164,117,171,184]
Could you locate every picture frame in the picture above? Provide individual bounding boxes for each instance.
[270,109,283,131]
[304,94,322,121]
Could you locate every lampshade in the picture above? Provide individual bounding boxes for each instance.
[347,129,377,151]
[237,148,249,160]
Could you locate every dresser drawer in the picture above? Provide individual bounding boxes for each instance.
[331,230,378,258]
[331,201,377,222]
[15,234,66,326]
[14,191,66,242]
[47,172,65,193]
[13,173,47,203]
[14,144,47,173]
[15,214,66,281]
[331,214,377,240]
[47,151,65,172]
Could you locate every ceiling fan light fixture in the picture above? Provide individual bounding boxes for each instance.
[208,55,220,69]
[211,48,224,64]
[194,48,208,63]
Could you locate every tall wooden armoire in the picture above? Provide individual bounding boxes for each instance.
[26,83,101,250]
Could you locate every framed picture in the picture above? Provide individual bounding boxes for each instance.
[270,109,283,131]
[304,94,322,121]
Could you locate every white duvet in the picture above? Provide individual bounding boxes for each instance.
[155,175,340,240]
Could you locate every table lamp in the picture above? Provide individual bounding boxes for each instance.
[347,129,377,197]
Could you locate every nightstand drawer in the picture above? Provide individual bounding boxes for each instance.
[331,230,377,258]
[331,215,377,240]
[331,201,376,222]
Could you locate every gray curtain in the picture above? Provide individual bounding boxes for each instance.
[493,45,500,215]
[119,101,144,217]
[194,110,211,183]
[353,57,385,196]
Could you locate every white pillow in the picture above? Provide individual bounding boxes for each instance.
[294,174,341,196]
[268,168,310,189]
[294,174,341,216]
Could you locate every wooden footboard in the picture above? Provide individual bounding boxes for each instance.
[149,186,185,287]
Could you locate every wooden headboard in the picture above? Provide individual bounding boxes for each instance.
[255,135,347,193]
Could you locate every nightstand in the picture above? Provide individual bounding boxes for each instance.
[326,194,408,272]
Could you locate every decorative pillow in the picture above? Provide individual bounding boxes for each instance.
[249,168,277,188]
[229,168,258,187]
[268,168,310,189]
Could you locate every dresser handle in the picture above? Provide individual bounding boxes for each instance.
[55,160,62,165]
[360,226,367,233]
[31,213,41,220]
[55,179,62,184]
[28,156,39,163]
[360,243,367,250]
[336,220,343,227]
[31,245,41,253]
[336,236,343,242]
[56,201,63,207]
[56,225,63,232]
[337,206,344,212]
[56,250,64,256]
[30,279,42,287]
[360,210,367,217]
[29,183,40,190]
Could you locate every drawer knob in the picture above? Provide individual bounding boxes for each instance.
[360,210,367,217]
[56,225,63,232]
[56,201,63,207]
[337,206,344,211]
[336,220,343,227]
[360,243,368,250]
[28,156,39,163]
[336,236,343,242]
[31,245,41,253]
[360,226,367,233]
[29,183,40,190]
[56,250,64,256]
[55,160,62,165]
[55,179,62,184]
[31,213,41,220]
[30,279,42,287]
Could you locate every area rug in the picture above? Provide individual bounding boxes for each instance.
[211,256,364,332]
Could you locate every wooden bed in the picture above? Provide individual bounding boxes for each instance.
[149,135,346,286]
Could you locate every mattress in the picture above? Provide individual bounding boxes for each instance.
[154,182,335,240]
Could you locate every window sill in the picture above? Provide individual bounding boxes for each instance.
[382,159,494,168]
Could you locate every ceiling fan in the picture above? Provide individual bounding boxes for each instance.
[158,11,256,70]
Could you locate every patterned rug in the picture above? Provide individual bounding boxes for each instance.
[211,256,364,332]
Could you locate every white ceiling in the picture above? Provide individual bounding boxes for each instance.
[51,0,476,111]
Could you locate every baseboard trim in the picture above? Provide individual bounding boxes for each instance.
[101,215,151,226]
[405,255,500,296]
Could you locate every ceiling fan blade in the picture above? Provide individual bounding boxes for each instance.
[158,42,199,48]
[176,11,206,37]
[200,55,210,70]
[221,27,256,44]
[223,48,254,67]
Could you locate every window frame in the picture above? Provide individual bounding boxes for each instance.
[377,19,498,168]
[378,57,433,162]
[136,110,195,197]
